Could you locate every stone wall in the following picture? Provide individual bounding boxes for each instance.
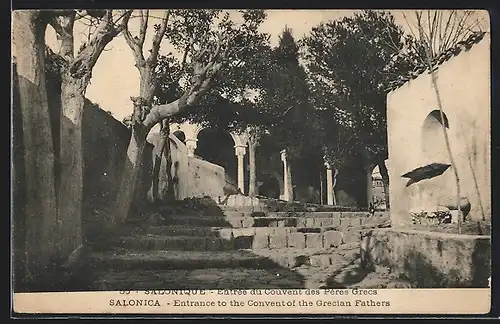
[148,133,227,200]
[186,157,226,198]
[386,34,491,226]
[82,105,164,242]
[361,228,491,288]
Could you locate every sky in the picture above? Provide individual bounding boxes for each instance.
[40,9,489,122]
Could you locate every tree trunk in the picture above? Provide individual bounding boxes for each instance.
[12,11,59,278]
[115,69,155,220]
[248,142,257,197]
[378,159,390,210]
[159,120,175,202]
[115,126,148,221]
[56,72,88,257]
[147,148,161,203]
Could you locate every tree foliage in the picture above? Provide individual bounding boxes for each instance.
[302,10,418,168]
[256,27,321,159]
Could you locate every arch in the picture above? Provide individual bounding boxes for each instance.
[259,170,284,197]
[173,130,186,144]
[192,124,206,141]
[422,110,450,161]
[426,110,449,128]
[195,128,240,182]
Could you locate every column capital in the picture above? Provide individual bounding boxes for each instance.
[235,145,246,157]
[185,138,198,144]
[185,138,198,157]
[280,149,287,162]
[324,161,332,169]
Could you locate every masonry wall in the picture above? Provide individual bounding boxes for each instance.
[386,35,491,227]
[361,228,491,288]
[82,106,152,239]
[149,133,227,200]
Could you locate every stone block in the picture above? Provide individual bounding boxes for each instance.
[309,254,331,267]
[342,230,361,244]
[305,233,324,248]
[227,195,236,206]
[320,218,334,227]
[227,217,244,228]
[296,218,307,227]
[232,228,256,237]
[287,233,306,249]
[269,231,288,249]
[217,229,233,240]
[332,214,341,227]
[324,230,342,248]
[306,217,316,228]
[241,217,255,228]
[251,234,269,249]
[254,227,277,236]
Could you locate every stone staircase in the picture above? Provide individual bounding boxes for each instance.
[72,195,395,291]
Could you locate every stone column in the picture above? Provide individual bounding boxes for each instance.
[365,164,375,208]
[235,145,246,194]
[324,161,334,205]
[280,149,291,201]
[248,141,258,197]
[185,138,198,157]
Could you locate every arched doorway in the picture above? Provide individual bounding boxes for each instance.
[422,110,450,162]
[195,128,240,187]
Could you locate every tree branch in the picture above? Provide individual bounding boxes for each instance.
[138,10,149,49]
[120,10,146,68]
[49,13,76,61]
[69,10,127,78]
[146,9,170,67]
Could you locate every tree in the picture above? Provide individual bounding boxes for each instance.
[47,10,129,257]
[255,27,322,200]
[302,10,418,208]
[12,9,127,285]
[116,9,269,219]
[13,11,59,281]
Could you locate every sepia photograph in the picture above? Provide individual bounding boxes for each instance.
[11,8,491,314]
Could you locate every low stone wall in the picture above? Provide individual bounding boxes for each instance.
[360,228,491,288]
[186,157,225,198]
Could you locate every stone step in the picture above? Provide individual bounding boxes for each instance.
[76,267,306,290]
[158,215,232,227]
[134,225,222,237]
[225,216,359,228]
[217,196,363,213]
[84,250,286,271]
[221,210,381,219]
[116,235,238,251]
[249,244,361,269]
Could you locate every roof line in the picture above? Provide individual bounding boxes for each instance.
[386,31,488,93]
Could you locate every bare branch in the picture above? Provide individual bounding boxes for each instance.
[70,10,126,78]
[146,10,170,67]
[138,10,149,49]
[120,10,146,68]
